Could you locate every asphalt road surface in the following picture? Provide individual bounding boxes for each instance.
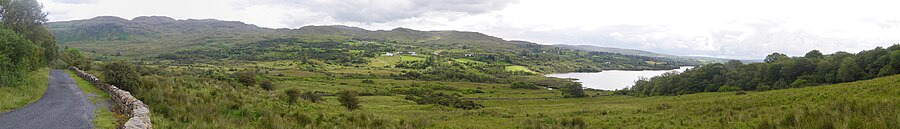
[0,70,94,129]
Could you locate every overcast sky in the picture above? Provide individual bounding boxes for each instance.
[38,0,900,59]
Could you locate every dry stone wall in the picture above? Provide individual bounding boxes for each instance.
[69,67,152,129]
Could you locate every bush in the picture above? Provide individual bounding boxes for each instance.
[717,85,741,92]
[510,82,541,89]
[790,79,812,88]
[0,28,39,86]
[402,91,482,110]
[561,83,586,98]
[260,80,275,91]
[50,59,68,69]
[361,79,375,84]
[301,91,322,103]
[285,89,300,103]
[524,117,586,129]
[339,90,361,111]
[101,61,142,92]
[233,70,257,86]
[756,84,771,91]
[60,48,91,70]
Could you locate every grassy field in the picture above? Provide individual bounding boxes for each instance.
[0,69,49,113]
[66,70,121,129]
[347,74,900,128]
[505,65,537,74]
[134,63,900,128]
[452,58,482,63]
[367,55,427,67]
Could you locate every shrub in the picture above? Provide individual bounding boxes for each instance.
[101,61,143,92]
[361,79,375,84]
[301,91,322,103]
[285,89,300,103]
[757,84,771,91]
[339,90,361,111]
[717,85,741,92]
[510,82,541,89]
[561,82,586,98]
[50,59,68,69]
[260,80,275,91]
[524,117,586,129]
[404,92,482,110]
[0,28,39,86]
[790,79,812,88]
[233,70,257,86]
[60,48,92,70]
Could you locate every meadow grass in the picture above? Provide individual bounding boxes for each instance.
[126,66,900,128]
[505,65,537,74]
[282,74,900,128]
[452,58,482,63]
[0,69,49,113]
[66,70,121,129]
[367,55,427,67]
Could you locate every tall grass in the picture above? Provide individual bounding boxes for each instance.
[0,69,49,112]
[118,70,900,128]
[135,75,430,128]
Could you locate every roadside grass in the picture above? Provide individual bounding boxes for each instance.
[66,70,120,129]
[0,69,49,113]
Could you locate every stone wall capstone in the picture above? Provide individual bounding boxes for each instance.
[69,67,152,129]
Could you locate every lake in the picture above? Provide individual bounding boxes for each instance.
[545,66,694,90]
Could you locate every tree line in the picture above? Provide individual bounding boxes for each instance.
[620,45,900,96]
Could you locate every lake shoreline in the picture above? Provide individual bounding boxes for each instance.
[545,66,695,90]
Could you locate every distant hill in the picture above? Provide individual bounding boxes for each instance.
[553,44,731,64]
[48,16,708,72]
[48,16,287,56]
[48,16,528,56]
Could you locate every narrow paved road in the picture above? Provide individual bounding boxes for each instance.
[0,70,94,129]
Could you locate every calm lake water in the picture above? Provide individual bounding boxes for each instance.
[545,66,694,90]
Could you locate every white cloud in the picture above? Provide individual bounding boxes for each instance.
[37,0,900,59]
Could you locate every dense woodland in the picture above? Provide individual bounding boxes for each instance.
[622,45,900,96]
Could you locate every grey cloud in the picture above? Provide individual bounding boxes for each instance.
[49,0,98,4]
[265,0,517,23]
[489,21,893,59]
